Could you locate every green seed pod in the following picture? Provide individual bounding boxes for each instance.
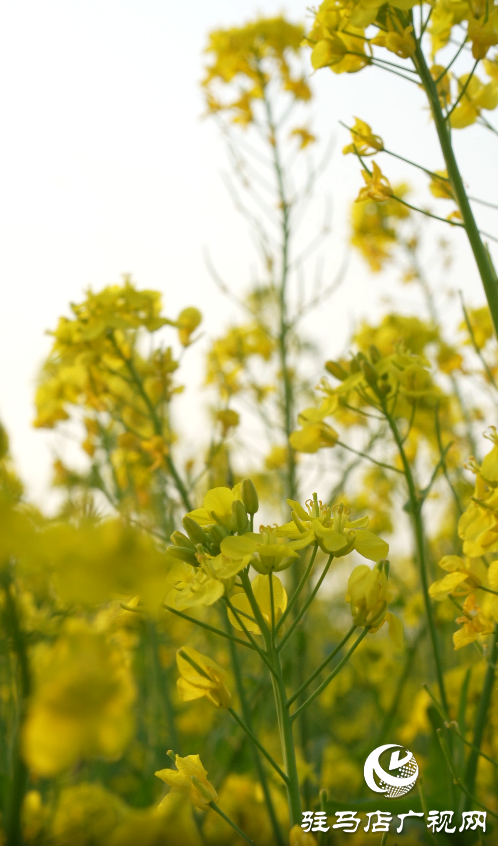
[232,499,249,533]
[325,360,348,381]
[241,479,259,515]
[167,546,198,566]
[183,516,210,546]
[170,531,196,550]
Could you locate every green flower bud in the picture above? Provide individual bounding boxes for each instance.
[232,499,249,533]
[325,360,348,381]
[170,531,196,550]
[369,344,382,363]
[241,479,259,515]
[183,516,210,546]
[167,546,198,566]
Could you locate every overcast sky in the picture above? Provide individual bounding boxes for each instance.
[0,0,496,503]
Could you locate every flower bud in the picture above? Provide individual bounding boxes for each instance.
[325,360,348,381]
[170,531,196,550]
[241,479,259,514]
[167,546,198,566]
[183,516,210,546]
[369,344,382,363]
[360,358,378,387]
[232,499,249,533]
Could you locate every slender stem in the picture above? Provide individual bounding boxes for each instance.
[163,605,256,652]
[228,708,289,784]
[437,729,498,820]
[224,596,277,677]
[291,627,369,722]
[210,803,258,846]
[278,554,334,651]
[464,626,498,800]
[270,646,302,826]
[221,608,286,846]
[2,577,31,846]
[382,400,449,714]
[276,543,318,633]
[336,440,403,474]
[446,720,498,769]
[460,293,498,393]
[288,625,357,706]
[109,333,192,510]
[446,59,479,120]
[412,39,498,339]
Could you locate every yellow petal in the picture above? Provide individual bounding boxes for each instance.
[429,571,468,600]
[353,529,389,561]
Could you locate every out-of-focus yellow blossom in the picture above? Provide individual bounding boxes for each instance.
[49,783,127,846]
[215,408,240,435]
[290,825,318,845]
[23,620,135,776]
[22,791,47,843]
[176,646,231,708]
[265,444,288,470]
[350,187,410,272]
[278,497,389,561]
[468,9,498,59]
[450,73,498,128]
[371,22,416,58]
[429,169,455,200]
[177,307,202,347]
[155,753,218,810]
[221,524,311,573]
[228,574,287,633]
[290,127,316,148]
[203,17,311,128]
[41,519,173,616]
[206,322,274,400]
[343,118,384,156]
[454,594,495,649]
[355,162,393,203]
[346,562,403,645]
[461,304,494,349]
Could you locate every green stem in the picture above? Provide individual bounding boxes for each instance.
[412,39,498,339]
[291,627,369,722]
[228,708,288,785]
[110,333,192,510]
[163,605,256,652]
[437,729,498,820]
[288,624,357,706]
[278,554,334,651]
[221,609,286,846]
[270,647,302,826]
[210,803,258,846]
[276,543,318,633]
[464,626,498,800]
[382,401,449,715]
[2,577,31,846]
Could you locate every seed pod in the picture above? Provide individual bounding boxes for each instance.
[170,531,196,550]
[167,546,198,566]
[183,516,210,546]
[241,479,259,515]
[232,499,249,533]
[325,360,348,381]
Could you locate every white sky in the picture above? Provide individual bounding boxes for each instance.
[0,0,496,505]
